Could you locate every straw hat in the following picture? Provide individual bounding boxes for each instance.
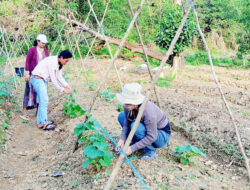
[36,34,48,43]
[116,83,145,105]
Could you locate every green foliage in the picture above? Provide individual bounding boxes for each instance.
[185,51,249,68]
[0,73,16,149]
[223,143,242,159]
[84,81,96,91]
[236,32,250,59]
[98,88,115,102]
[74,115,113,171]
[71,180,78,188]
[173,144,206,164]
[157,71,176,88]
[242,110,249,117]
[157,78,171,88]
[63,91,86,118]
[155,5,197,56]
[1,116,10,130]
[117,104,124,112]
[0,72,16,104]
[196,0,239,32]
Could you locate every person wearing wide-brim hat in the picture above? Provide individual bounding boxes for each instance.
[116,83,171,160]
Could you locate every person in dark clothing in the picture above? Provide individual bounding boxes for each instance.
[116,83,171,160]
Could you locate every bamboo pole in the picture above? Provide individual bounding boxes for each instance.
[69,10,104,75]
[83,0,110,62]
[127,0,161,108]
[0,28,18,89]
[68,15,90,83]
[105,4,192,189]
[87,0,123,89]
[76,0,109,76]
[56,26,65,50]
[192,4,250,181]
[86,0,146,115]
[81,31,104,74]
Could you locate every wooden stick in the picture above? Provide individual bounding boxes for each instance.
[192,5,250,181]
[105,3,191,189]
[68,15,90,83]
[127,0,161,108]
[84,0,110,60]
[0,27,19,88]
[87,0,123,89]
[87,0,146,115]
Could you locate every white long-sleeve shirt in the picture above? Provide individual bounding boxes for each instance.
[32,56,68,92]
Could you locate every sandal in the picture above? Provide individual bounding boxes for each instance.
[43,123,56,130]
[141,151,157,160]
[37,121,55,129]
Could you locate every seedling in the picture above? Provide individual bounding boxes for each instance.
[74,115,114,171]
[92,174,99,181]
[173,144,206,164]
[58,145,63,151]
[117,104,124,112]
[22,120,29,124]
[105,170,110,176]
[246,150,250,156]
[84,82,96,90]
[242,110,249,117]
[64,90,86,118]
[71,180,78,188]
[98,88,115,102]
[62,71,69,82]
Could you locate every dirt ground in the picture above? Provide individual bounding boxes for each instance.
[0,58,249,190]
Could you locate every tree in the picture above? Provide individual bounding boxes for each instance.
[155,5,197,56]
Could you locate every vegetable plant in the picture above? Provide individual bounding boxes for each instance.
[117,104,124,112]
[98,88,115,103]
[63,90,86,118]
[173,144,206,164]
[0,73,16,148]
[74,115,114,171]
[84,82,96,90]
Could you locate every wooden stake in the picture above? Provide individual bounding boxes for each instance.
[192,5,250,181]
[87,0,123,89]
[87,0,146,115]
[127,0,161,108]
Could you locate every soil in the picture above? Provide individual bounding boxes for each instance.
[0,58,249,190]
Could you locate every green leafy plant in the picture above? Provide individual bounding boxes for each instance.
[84,82,96,90]
[74,115,114,171]
[157,70,176,88]
[117,104,124,112]
[155,5,197,56]
[242,110,249,117]
[0,72,16,104]
[64,90,86,118]
[157,78,171,88]
[0,73,16,148]
[71,180,78,188]
[173,144,206,164]
[98,88,115,103]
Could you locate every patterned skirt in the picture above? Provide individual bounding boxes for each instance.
[23,82,39,109]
